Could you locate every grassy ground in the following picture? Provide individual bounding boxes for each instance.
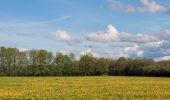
[0,76,169,100]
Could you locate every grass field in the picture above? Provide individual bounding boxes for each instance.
[0,77,169,100]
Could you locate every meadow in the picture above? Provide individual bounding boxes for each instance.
[0,76,170,100]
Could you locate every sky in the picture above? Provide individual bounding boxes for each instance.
[0,0,170,61]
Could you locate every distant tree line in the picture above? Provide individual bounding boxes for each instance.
[0,46,170,77]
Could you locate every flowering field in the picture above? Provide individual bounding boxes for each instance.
[0,77,170,100]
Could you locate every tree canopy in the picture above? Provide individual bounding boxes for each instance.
[0,46,170,77]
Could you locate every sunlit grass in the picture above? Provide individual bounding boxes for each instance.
[0,76,170,99]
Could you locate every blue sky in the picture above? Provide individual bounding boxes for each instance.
[0,0,170,61]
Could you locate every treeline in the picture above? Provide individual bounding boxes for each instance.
[0,46,170,77]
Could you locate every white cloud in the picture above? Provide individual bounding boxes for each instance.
[81,48,92,55]
[120,33,158,43]
[154,56,170,61]
[136,50,144,56]
[116,52,129,59]
[142,40,165,48]
[19,48,28,52]
[87,25,119,43]
[87,24,158,43]
[125,44,139,52]
[160,30,170,41]
[127,0,167,13]
[63,44,81,55]
[164,30,170,36]
[124,44,144,56]
[49,25,167,60]
[51,30,71,42]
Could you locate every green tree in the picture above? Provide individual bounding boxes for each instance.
[37,49,48,65]
[109,57,127,76]
[0,47,7,67]
[79,53,96,76]
[29,50,38,66]
[95,58,109,75]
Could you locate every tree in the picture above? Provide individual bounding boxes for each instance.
[95,58,109,75]
[6,48,19,67]
[29,50,38,66]
[17,51,29,67]
[109,57,127,76]
[62,53,79,76]
[79,53,96,76]
[0,47,7,68]
[37,49,48,65]
[0,46,170,77]
[55,52,66,67]
[46,52,53,65]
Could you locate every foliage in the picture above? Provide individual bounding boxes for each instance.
[0,46,170,76]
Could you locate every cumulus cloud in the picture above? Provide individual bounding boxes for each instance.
[164,30,170,37]
[51,30,71,42]
[19,48,28,52]
[81,48,93,55]
[86,24,158,43]
[136,50,144,56]
[154,56,170,61]
[49,25,170,61]
[86,25,119,43]
[124,44,144,56]
[49,25,169,61]
[124,40,166,59]
[116,52,129,59]
[142,40,165,48]
[81,48,115,58]
[120,33,158,43]
[125,44,139,52]
[159,30,170,41]
[127,0,168,13]
[63,44,81,55]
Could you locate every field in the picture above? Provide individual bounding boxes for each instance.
[0,77,170,100]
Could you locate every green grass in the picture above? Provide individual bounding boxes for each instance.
[0,76,170,100]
